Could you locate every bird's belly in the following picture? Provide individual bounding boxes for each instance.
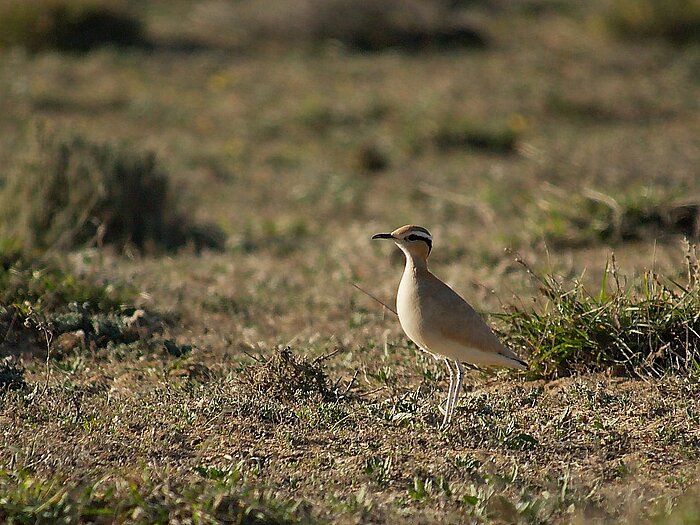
[420,331,481,363]
[398,305,472,361]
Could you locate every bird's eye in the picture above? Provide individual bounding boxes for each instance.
[406,234,420,242]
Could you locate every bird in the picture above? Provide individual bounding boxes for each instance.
[371,224,527,427]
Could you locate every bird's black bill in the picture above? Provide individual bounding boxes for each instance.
[371,233,394,240]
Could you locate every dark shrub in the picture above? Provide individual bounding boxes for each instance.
[434,119,519,153]
[605,0,700,46]
[0,124,225,254]
[309,0,487,51]
[0,0,146,52]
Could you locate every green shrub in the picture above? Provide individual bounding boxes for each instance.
[0,253,163,355]
[0,0,146,52]
[0,251,122,313]
[0,124,225,254]
[502,252,700,378]
[605,0,700,45]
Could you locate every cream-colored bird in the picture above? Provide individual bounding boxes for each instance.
[372,225,527,427]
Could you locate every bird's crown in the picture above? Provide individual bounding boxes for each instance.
[390,225,432,242]
[372,225,433,255]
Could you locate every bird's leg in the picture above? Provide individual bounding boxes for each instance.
[441,358,455,427]
[448,361,465,425]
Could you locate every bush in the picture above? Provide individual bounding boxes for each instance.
[355,141,389,173]
[605,0,700,45]
[0,250,122,312]
[0,0,146,52]
[0,124,225,254]
[502,251,700,378]
[239,347,334,402]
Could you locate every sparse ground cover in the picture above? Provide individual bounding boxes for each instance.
[1,0,700,523]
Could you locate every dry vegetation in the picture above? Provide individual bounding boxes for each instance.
[1,0,700,523]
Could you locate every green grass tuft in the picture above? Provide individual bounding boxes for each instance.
[0,252,123,313]
[0,358,26,391]
[0,253,162,357]
[503,251,700,378]
[0,469,313,524]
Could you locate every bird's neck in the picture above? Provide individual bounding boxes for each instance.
[402,250,428,274]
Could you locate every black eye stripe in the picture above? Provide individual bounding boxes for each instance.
[407,234,430,242]
[407,234,422,241]
[405,234,433,253]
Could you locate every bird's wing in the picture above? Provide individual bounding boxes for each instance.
[423,272,527,368]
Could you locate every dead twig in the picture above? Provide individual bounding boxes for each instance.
[343,370,359,395]
[241,349,263,363]
[312,347,342,364]
[40,322,53,395]
[350,281,397,316]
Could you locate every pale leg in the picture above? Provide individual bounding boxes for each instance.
[441,358,455,427]
[448,361,465,425]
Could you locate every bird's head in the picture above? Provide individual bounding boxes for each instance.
[372,224,433,260]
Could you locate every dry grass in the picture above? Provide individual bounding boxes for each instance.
[238,346,335,402]
[1,0,700,523]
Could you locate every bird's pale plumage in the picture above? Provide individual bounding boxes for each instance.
[372,224,527,427]
[399,266,526,368]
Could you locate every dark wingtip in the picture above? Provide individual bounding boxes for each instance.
[515,357,529,370]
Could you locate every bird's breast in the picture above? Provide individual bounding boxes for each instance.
[396,271,429,348]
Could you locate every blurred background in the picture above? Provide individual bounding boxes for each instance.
[1,0,699,265]
[0,0,698,318]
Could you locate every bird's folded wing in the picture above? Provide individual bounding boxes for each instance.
[425,274,525,365]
